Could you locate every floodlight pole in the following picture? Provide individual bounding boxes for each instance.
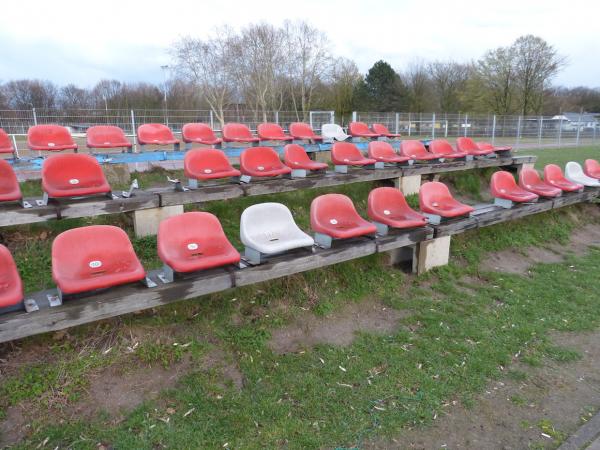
[161,65,169,127]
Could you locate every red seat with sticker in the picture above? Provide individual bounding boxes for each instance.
[368,141,411,164]
[490,171,539,203]
[584,159,600,179]
[519,168,562,197]
[331,142,377,166]
[52,225,146,295]
[257,123,293,141]
[240,147,291,178]
[368,187,427,229]
[0,160,22,202]
[289,122,323,141]
[543,164,583,192]
[222,123,260,143]
[349,122,380,138]
[0,129,15,154]
[42,154,111,198]
[86,126,132,150]
[371,123,401,138]
[477,141,512,152]
[158,212,240,273]
[137,124,179,146]
[419,182,474,218]
[0,244,23,309]
[283,144,327,171]
[311,193,377,239]
[27,125,78,152]
[184,149,241,181]
[428,139,467,159]
[455,137,494,156]
[400,140,443,161]
[182,123,222,145]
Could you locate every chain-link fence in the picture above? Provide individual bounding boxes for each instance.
[0,108,597,150]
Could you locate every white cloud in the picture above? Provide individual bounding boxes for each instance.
[0,0,597,87]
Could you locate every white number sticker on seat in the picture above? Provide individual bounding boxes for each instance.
[187,243,199,250]
[257,166,264,171]
[89,260,102,268]
[204,169,213,174]
[48,142,55,147]
[330,219,338,225]
[69,179,80,185]
[383,210,391,215]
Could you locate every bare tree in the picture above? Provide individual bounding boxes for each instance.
[429,61,471,112]
[3,79,58,109]
[58,84,92,111]
[283,20,331,120]
[172,29,237,127]
[329,57,361,116]
[511,35,566,115]
[476,47,516,114]
[403,61,434,113]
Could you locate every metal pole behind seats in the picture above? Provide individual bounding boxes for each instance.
[395,112,399,134]
[130,109,137,153]
[431,113,436,139]
[576,110,583,146]
[515,115,522,150]
[492,115,496,145]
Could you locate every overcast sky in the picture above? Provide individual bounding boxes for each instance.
[0,0,597,88]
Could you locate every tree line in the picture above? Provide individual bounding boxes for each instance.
[0,21,598,125]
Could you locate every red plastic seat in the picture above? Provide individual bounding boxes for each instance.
[455,137,493,156]
[158,212,240,274]
[490,171,539,203]
[477,141,512,152]
[257,123,293,141]
[584,159,600,179]
[400,140,444,161]
[428,139,467,159]
[86,126,132,150]
[349,122,380,138]
[0,244,23,310]
[182,123,222,145]
[368,141,411,164]
[519,168,562,198]
[52,225,146,295]
[283,144,328,171]
[137,124,179,146]
[368,187,427,229]
[419,182,474,218]
[289,122,323,141]
[371,123,401,138]
[240,147,291,178]
[0,129,15,154]
[543,164,583,192]
[184,149,241,181]
[0,160,22,203]
[222,123,260,143]
[311,193,377,240]
[42,154,111,199]
[332,142,377,166]
[27,125,78,152]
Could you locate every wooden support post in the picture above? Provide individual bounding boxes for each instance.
[133,205,183,237]
[394,174,422,195]
[417,236,451,274]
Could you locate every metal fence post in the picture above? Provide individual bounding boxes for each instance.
[209,110,214,130]
[444,120,448,138]
[330,111,335,125]
[558,117,563,146]
[275,111,279,125]
[130,109,137,153]
[515,115,522,149]
[576,111,583,146]
[491,115,496,145]
[11,135,19,159]
[538,116,543,147]
[594,122,597,143]
[352,111,357,122]
[431,113,436,139]
[395,112,399,134]
[463,114,468,137]
[32,108,38,126]
[408,112,412,137]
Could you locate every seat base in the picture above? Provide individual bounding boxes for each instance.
[291,169,307,178]
[0,301,25,315]
[140,143,180,152]
[334,162,384,173]
[37,191,116,206]
[494,197,514,209]
[314,232,333,249]
[184,142,221,151]
[424,213,442,225]
[374,221,389,236]
[244,246,311,265]
[158,264,176,284]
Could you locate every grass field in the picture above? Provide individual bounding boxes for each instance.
[1,144,600,448]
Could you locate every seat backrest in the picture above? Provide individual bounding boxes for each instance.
[240,146,282,169]
[289,122,317,138]
[368,141,396,159]
[477,141,494,150]
[321,124,345,139]
[400,140,428,157]
[137,124,175,143]
[332,142,363,162]
[0,160,19,193]
[257,123,286,139]
[158,212,226,249]
[87,125,129,146]
[455,137,478,152]
[223,123,254,140]
[284,144,311,165]
[0,128,13,151]
[42,154,107,188]
[184,149,234,174]
[543,164,565,182]
[565,161,586,179]
[519,168,543,187]
[419,181,454,208]
[490,171,517,196]
[371,123,391,135]
[349,122,372,135]
[28,125,75,148]
[428,139,455,155]
[182,123,217,142]
[368,187,409,216]
[310,193,362,229]
[0,244,22,299]
[240,202,301,243]
[584,159,600,174]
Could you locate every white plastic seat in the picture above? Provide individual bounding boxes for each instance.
[240,202,314,264]
[321,124,350,142]
[565,161,600,187]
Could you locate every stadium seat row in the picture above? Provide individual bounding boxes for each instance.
[0,122,511,155]
[2,164,599,313]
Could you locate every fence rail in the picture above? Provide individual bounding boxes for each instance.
[0,109,597,149]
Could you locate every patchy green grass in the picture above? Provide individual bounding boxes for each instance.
[516,145,600,168]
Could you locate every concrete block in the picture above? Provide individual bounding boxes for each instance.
[133,205,183,237]
[417,236,451,274]
[394,174,422,196]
